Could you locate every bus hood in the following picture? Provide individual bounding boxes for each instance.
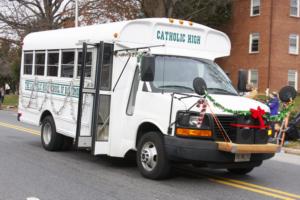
[173,94,270,115]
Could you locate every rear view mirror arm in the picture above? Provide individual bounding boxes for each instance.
[114,44,165,53]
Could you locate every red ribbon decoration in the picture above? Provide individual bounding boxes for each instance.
[250,106,266,129]
[230,123,270,129]
[196,99,207,128]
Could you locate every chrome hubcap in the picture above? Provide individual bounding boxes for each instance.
[141,142,157,171]
[43,123,52,145]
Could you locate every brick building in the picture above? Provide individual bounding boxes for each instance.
[217,0,300,93]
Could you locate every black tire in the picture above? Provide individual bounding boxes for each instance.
[61,136,74,151]
[41,115,64,151]
[137,132,171,180]
[227,167,254,175]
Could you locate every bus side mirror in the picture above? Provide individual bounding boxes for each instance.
[237,70,248,92]
[141,55,155,82]
[193,77,207,95]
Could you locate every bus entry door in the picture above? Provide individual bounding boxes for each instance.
[75,42,114,156]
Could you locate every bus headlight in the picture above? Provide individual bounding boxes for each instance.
[176,111,210,128]
[189,115,200,126]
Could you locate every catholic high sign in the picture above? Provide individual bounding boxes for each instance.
[156,30,201,45]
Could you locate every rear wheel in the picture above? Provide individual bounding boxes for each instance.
[137,132,171,179]
[41,115,64,151]
[227,167,254,175]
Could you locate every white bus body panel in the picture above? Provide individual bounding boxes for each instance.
[19,18,266,158]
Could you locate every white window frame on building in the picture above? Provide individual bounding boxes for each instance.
[249,33,260,53]
[290,0,300,17]
[288,70,298,90]
[248,69,259,88]
[250,0,261,16]
[289,34,299,55]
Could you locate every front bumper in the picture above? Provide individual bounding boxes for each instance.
[164,136,276,167]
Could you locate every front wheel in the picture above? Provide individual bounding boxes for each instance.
[227,167,254,175]
[137,132,171,179]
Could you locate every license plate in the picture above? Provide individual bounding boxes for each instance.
[234,154,251,162]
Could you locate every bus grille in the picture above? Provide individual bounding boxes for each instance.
[213,115,237,142]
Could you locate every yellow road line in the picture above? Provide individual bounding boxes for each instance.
[209,178,295,200]
[195,170,300,199]
[180,168,300,200]
[0,122,40,136]
[213,175,300,199]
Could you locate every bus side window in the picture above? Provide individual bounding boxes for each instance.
[35,51,45,76]
[126,67,140,115]
[47,51,59,77]
[100,45,113,90]
[24,52,33,75]
[61,51,75,78]
[77,51,92,78]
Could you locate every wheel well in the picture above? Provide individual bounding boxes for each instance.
[40,110,52,125]
[136,122,162,147]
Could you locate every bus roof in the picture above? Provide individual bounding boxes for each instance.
[23,18,231,60]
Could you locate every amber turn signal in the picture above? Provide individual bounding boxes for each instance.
[176,128,212,137]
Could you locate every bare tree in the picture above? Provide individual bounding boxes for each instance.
[79,0,141,25]
[0,40,20,92]
[0,0,75,45]
[0,0,141,89]
[140,0,232,28]
[0,0,141,45]
[140,0,178,17]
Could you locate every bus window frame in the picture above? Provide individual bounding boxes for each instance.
[75,48,95,80]
[47,50,60,77]
[34,50,46,76]
[61,49,75,79]
[100,44,114,91]
[23,51,34,76]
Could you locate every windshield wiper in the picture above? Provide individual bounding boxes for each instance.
[158,85,194,92]
[207,88,237,95]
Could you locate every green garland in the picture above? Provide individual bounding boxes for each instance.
[204,92,294,122]
[205,93,251,116]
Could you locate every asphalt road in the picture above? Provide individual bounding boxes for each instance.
[0,110,300,200]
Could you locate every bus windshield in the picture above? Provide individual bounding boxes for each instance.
[152,56,237,95]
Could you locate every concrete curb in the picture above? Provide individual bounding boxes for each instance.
[1,106,17,112]
[283,147,300,156]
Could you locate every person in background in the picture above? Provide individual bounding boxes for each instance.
[244,83,257,99]
[5,83,10,95]
[268,92,280,116]
[268,92,280,139]
[0,85,5,104]
[246,88,258,99]
[0,86,3,110]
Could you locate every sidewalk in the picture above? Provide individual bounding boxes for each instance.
[272,151,300,165]
[0,105,17,112]
[283,147,300,156]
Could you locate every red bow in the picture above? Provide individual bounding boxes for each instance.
[250,106,266,129]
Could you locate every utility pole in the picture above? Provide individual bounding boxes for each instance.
[75,0,79,27]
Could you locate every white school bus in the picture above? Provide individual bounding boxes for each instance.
[18,18,280,179]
